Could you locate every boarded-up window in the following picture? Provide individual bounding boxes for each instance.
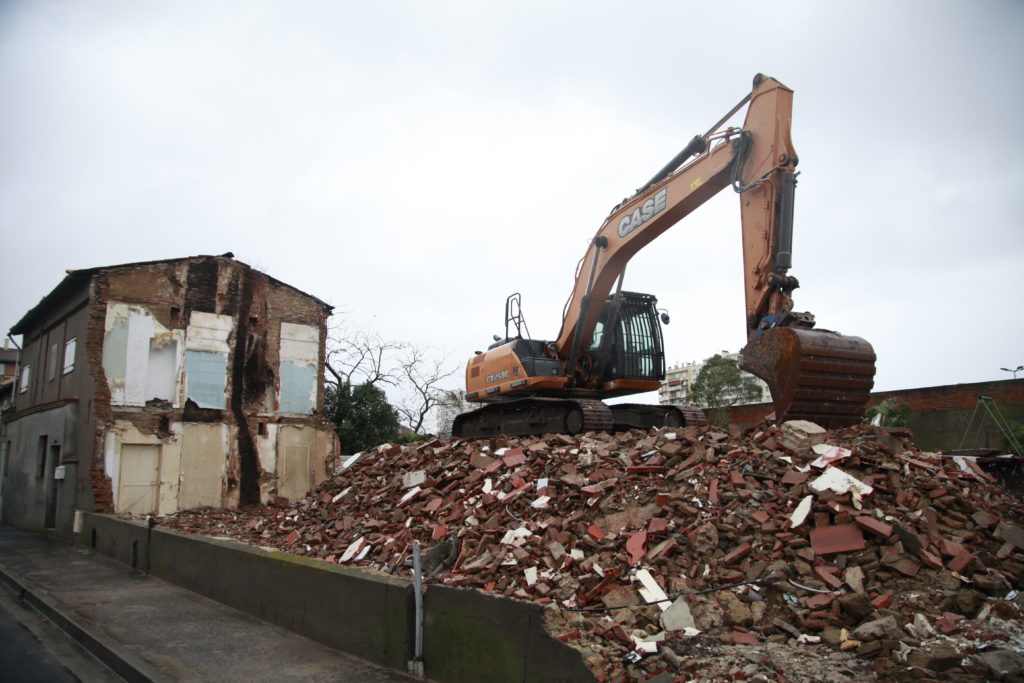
[103,304,182,406]
[278,323,318,414]
[184,351,228,409]
[63,338,76,374]
[184,312,232,410]
[19,365,30,393]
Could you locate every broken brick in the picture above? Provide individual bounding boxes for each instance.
[854,515,893,540]
[810,524,865,556]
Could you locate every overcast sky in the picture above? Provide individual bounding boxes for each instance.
[1,0,1022,407]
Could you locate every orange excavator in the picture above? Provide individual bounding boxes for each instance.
[452,74,875,439]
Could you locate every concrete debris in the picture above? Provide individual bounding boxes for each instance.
[160,419,1024,681]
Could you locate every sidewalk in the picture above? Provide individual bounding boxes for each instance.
[0,526,416,682]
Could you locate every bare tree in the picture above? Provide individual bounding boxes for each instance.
[393,345,458,435]
[323,321,459,437]
[324,323,404,389]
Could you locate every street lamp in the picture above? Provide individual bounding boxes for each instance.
[1001,365,1023,379]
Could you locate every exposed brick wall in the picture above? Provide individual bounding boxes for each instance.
[724,379,1024,452]
[868,380,1024,413]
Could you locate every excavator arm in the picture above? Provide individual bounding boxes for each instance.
[556,74,796,366]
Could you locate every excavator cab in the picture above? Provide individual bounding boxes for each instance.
[588,292,666,385]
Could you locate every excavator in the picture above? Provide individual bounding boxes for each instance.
[452,74,876,439]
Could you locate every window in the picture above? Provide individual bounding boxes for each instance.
[63,338,76,374]
[19,365,30,393]
[48,343,58,381]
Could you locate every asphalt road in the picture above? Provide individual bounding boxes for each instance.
[0,582,122,682]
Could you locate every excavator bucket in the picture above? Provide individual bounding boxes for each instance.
[740,327,876,429]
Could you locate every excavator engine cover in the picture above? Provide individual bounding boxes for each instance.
[740,327,876,429]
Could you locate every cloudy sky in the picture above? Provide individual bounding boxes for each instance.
[2,0,1022,407]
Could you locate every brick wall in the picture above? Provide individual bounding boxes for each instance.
[868,380,1024,413]
[724,379,1024,453]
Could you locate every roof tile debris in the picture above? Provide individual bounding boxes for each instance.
[161,419,1024,681]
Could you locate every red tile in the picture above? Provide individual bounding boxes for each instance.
[810,524,865,555]
[626,531,647,566]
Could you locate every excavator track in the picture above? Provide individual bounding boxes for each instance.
[610,403,708,431]
[740,327,876,429]
[452,398,613,440]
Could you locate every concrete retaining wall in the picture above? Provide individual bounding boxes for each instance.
[79,511,150,572]
[77,512,593,682]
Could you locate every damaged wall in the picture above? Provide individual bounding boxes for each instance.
[4,254,335,534]
[91,256,335,513]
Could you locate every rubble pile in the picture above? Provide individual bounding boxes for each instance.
[162,420,1024,681]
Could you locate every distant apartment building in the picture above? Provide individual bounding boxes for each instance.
[434,390,473,440]
[0,341,17,382]
[659,350,771,406]
[0,342,17,412]
[2,254,337,535]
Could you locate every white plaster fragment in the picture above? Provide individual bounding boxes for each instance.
[635,568,672,611]
[791,495,814,529]
[524,566,538,586]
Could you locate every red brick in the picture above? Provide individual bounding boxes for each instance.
[648,517,669,534]
[853,515,893,540]
[723,542,753,565]
[939,537,966,557]
[805,593,835,609]
[893,558,921,577]
[781,470,810,485]
[871,594,893,609]
[732,631,759,645]
[810,524,865,555]
[947,551,974,574]
[815,565,844,589]
[916,548,942,569]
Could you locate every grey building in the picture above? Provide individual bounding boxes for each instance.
[2,254,337,535]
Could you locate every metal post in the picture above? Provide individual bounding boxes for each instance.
[409,540,425,678]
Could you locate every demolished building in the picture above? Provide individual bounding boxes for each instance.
[2,254,337,534]
[162,420,1024,680]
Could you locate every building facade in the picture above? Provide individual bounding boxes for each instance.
[2,254,336,534]
[659,350,771,406]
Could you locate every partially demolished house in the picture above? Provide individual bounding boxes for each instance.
[2,254,336,534]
